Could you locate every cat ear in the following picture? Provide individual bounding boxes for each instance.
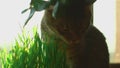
[85,0,96,5]
[50,0,57,5]
[52,1,66,19]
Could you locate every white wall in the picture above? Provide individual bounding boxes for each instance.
[0,0,44,49]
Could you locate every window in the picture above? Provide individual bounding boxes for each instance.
[94,0,117,63]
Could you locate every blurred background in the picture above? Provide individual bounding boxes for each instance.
[0,0,119,63]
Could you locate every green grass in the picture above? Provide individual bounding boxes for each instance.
[0,27,69,68]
